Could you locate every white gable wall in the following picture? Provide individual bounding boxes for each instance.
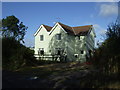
[85,27,96,58]
[34,25,50,55]
[34,23,96,62]
[48,24,67,54]
[86,27,95,50]
[48,23,76,61]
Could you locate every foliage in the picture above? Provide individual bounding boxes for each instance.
[2,15,35,71]
[106,20,120,39]
[2,37,35,71]
[0,19,2,30]
[91,19,120,75]
[2,15,28,43]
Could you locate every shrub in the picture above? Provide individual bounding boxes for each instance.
[2,37,35,71]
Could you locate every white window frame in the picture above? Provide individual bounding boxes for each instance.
[56,34,61,40]
[40,35,44,41]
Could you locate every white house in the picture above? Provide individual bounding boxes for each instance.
[34,22,96,62]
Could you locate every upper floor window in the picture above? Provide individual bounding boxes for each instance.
[79,36,84,40]
[40,35,44,41]
[56,34,61,40]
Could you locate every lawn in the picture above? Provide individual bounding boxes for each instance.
[2,61,120,89]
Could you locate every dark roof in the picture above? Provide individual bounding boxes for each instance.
[57,22,74,34]
[43,25,52,32]
[43,22,93,35]
[58,22,92,35]
[73,25,92,35]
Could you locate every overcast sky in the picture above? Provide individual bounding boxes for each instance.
[2,2,118,47]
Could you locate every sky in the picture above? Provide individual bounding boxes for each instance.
[2,2,118,47]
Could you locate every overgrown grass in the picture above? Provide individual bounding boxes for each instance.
[15,62,88,78]
[4,61,120,88]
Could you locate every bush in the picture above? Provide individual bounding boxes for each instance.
[2,37,35,71]
[91,20,120,75]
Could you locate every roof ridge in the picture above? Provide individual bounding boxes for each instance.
[42,24,52,32]
[42,24,52,28]
[72,25,93,28]
[57,22,76,34]
[57,22,71,27]
[57,22,92,35]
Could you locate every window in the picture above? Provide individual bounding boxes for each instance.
[40,35,44,41]
[79,36,84,40]
[49,50,51,52]
[55,48,61,55]
[38,48,44,55]
[74,54,78,58]
[81,50,84,54]
[89,50,92,54]
[89,50,92,56]
[56,34,61,40]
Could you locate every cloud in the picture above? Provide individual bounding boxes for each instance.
[84,22,106,39]
[92,24,107,47]
[84,22,106,35]
[93,24,106,35]
[99,3,118,17]
[53,22,56,24]
[93,24,107,37]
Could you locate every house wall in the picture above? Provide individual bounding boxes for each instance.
[48,25,87,62]
[74,36,87,62]
[48,24,78,61]
[85,27,95,58]
[66,34,75,61]
[34,25,50,55]
[48,25,67,55]
[34,24,95,62]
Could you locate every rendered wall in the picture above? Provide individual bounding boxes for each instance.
[34,24,95,62]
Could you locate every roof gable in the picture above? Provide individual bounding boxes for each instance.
[73,25,92,35]
[43,25,52,32]
[34,24,51,36]
[34,22,93,36]
[58,22,92,35]
[57,22,74,34]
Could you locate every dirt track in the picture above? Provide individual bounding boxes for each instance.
[2,62,120,89]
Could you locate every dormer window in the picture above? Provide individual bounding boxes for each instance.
[40,35,44,41]
[56,34,61,40]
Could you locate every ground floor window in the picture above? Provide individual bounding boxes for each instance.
[74,54,78,58]
[55,48,61,55]
[81,50,84,54]
[38,48,44,55]
[89,50,92,55]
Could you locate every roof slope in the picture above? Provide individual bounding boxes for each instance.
[43,25,52,32]
[58,22,92,35]
[38,22,93,35]
[73,25,92,35]
[57,22,74,34]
